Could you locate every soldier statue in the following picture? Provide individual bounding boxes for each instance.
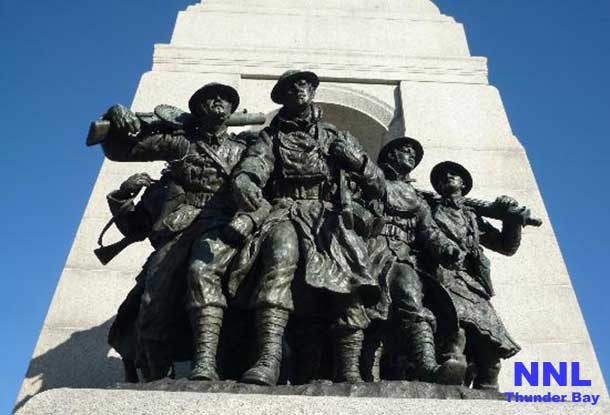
[96,83,260,381]
[229,70,385,385]
[87,72,542,392]
[363,137,465,384]
[425,161,522,390]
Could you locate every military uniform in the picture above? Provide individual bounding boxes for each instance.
[231,96,385,384]
[100,83,254,381]
[427,161,521,390]
[231,106,383,312]
[368,176,447,323]
[430,199,521,349]
[365,138,463,384]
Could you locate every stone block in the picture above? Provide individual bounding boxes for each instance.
[487,233,570,286]
[492,283,590,344]
[411,147,540,191]
[43,268,137,330]
[170,8,469,57]
[15,389,610,415]
[152,45,488,84]
[400,82,517,150]
[193,0,443,17]
[15,325,124,412]
[98,160,165,177]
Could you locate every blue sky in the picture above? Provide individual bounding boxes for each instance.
[0,0,608,412]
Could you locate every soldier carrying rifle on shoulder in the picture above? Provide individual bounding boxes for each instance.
[421,161,542,390]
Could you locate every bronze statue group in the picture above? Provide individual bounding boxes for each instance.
[91,70,540,391]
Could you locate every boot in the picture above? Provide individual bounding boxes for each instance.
[335,327,364,383]
[189,306,223,381]
[142,340,174,382]
[360,331,382,382]
[407,321,466,385]
[122,358,139,383]
[474,357,501,390]
[241,307,290,386]
[438,327,468,386]
[294,320,325,385]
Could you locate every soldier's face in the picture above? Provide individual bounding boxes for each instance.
[391,145,417,173]
[283,78,316,111]
[198,93,233,120]
[441,171,465,195]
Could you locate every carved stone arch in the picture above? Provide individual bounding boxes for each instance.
[315,84,395,129]
[314,102,387,158]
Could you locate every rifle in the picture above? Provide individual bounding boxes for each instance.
[86,105,266,146]
[418,189,543,228]
[339,170,354,229]
[94,183,155,265]
[94,236,139,266]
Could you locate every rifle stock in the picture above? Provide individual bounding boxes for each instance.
[339,170,354,229]
[94,237,138,265]
[86,111,266,147]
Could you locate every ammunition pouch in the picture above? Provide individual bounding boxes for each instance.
[381,223,415,244]
[275,181,332,201]
[162,204,201,233]
[184,191,215,208]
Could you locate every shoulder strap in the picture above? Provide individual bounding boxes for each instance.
[195,140,232,177]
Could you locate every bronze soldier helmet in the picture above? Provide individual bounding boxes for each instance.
[430,161,473,196]
[189,83,240,117]
[271,70,320,104]
[377,136,424,168]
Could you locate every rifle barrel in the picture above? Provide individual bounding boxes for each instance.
[227,112,266,126]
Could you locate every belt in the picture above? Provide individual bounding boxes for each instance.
[184,191,230,209]
[381,224,414,242]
